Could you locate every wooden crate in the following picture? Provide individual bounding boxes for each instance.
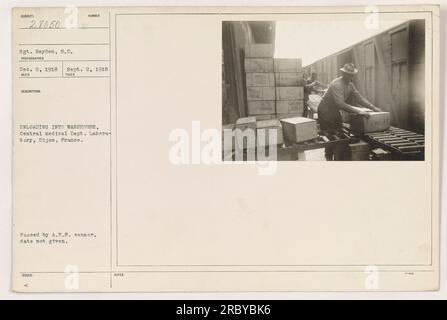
[247,101,275,115]
[340,107,371,123]
[276,100,304,114]
[246,73,275,87]
[234,117,257,150]
[256,119,284,146]
[245,44,275,58]
[274,58,302,72]
[276,87,304,100]
[244,58,274,73]
[247,87,275,101]
[280,117,318,143]
[277,113,303,119]
[222,124,235,152]
[350,112,391,133]
[235,116,257,130]
[252,114,276,121]
[275,72,304,86]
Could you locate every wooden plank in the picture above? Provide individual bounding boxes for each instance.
[398,134,424,139]
[367,133,396,138]
[244,58,274,73]
[390,142,419,147]
[275,87,304,100]
[235,116,257,128]
[245,44,274,58]
[280,117,318,143]
[375,137,405,141]
[373,136,403,140]
[275,72,304,86]
[276,100,304,114]
[245,73,275,87]
[277,112,303,120]
[246,87,275,101]
[397,145,424,152]
[252,114,276,121]
[350,112,391,133]
[247,100,275,115]
[372,137,400,142]
[273,58,303,72]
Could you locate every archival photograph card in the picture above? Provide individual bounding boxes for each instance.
[12,5,440,292]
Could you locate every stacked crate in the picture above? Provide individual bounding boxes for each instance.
[244,44,276,120]
[273,58,304,118]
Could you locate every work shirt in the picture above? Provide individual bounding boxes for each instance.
[318,76,374,126]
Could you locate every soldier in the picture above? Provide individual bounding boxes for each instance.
[317,63,381,160]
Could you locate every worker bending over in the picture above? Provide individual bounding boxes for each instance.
[317,63,381,160]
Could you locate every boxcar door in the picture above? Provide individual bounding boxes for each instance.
[364,41,375,103]
[390,25,409,129]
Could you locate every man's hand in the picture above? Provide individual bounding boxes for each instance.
[371,106,382,112]
[359,111,371,119]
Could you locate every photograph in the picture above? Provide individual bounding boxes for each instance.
[222,19,425,161]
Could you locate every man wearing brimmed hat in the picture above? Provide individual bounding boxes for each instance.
[317,62,381,160]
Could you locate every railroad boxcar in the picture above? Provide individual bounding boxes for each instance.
[305,20,425,133]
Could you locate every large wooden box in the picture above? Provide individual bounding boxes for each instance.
[247,100,275,115]
[244,58,274,73]
[350,112,391,133]
[276,100,304,114]
[276,87,304,100]
[235,116,257,131]
[275,72,304,86]
[246,73,275,87]
[280,117,318,143]
[246,87,275,101]
[274,58,302,72]
[234,117,257,150]
[340,107,370,123]
[245,44,274,58]
[256,119,284,146]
